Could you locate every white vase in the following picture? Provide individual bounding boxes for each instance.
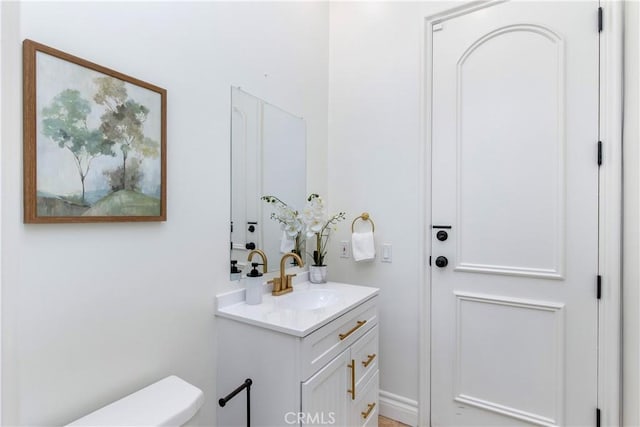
[309,265,327,284]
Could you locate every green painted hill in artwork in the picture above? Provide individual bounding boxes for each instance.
[83,190,160,216]
[37,195,89,217]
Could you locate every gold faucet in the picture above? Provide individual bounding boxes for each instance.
[269,252,304,296]
[247,249,268,273]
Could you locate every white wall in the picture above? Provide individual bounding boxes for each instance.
[0,2,328,425]
[624,2,640,426]
[327,1,449,417]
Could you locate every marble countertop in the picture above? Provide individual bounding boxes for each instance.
[215,281,379,337]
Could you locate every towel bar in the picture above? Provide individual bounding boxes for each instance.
[219,378,252,427]
[351,212,375,233]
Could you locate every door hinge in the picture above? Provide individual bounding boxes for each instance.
[598,7,603,32]
[429,256,432,266]
[598,141,603,166]
[596,408,601,427]
[597,275,602,299]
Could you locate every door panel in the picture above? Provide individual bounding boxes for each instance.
[302,349,349,427]
[456,25,564,278]
[430,2,598,426]
[454,293,565,425]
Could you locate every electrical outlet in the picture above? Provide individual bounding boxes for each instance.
[340,241,350,258]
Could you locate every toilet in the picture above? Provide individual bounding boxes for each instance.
[66,376,204,426]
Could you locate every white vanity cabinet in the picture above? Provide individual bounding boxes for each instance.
[301,348,350,425]
[215,283,379,427]
[302,325,379,427]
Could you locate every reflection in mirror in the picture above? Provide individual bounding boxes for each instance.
[230,87,306,280]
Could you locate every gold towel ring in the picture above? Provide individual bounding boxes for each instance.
[351,212,375,233]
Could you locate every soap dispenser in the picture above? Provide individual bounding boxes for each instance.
[245,262,264,305]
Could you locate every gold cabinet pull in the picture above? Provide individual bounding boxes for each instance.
[361,353,377,368]
[361,402,376,419]
[347,359,356,400]
[339,320,366,341]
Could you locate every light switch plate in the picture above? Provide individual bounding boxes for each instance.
[382,243,392,263]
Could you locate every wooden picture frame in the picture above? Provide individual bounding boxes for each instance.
[23,39,167,223]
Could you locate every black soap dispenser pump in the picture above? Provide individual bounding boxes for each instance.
[245,262,264,305]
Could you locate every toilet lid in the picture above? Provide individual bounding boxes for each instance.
[66,376,204,427]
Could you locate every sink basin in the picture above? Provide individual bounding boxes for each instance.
[278,289,340,310]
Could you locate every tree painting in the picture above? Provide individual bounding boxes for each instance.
[93,77,160,191]
[41,89,115,204]
[24,40,166,222]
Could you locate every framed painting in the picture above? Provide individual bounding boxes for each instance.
[23,39,167,223]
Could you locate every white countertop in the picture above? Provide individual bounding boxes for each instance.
[215,281,379,337]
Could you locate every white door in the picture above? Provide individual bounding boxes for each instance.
[430,2,599,426]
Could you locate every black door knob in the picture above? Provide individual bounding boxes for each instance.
[245,242,256,250]
[435,256,448,268]
[248,225,255,233]
[436,230,448,241]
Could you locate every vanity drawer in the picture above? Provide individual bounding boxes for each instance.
[350,370,379,427]
[352,325,378,391]
[300,297,378,380]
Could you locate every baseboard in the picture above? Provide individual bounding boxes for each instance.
[379,390,419,426]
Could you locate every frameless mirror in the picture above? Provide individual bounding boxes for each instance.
[230,87,306,280]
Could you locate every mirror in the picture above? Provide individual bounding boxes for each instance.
[230,87,306,280]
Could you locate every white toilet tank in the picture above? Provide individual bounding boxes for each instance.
[66,376,204,427]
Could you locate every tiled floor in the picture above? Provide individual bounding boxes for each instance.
[378,415,410,427]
